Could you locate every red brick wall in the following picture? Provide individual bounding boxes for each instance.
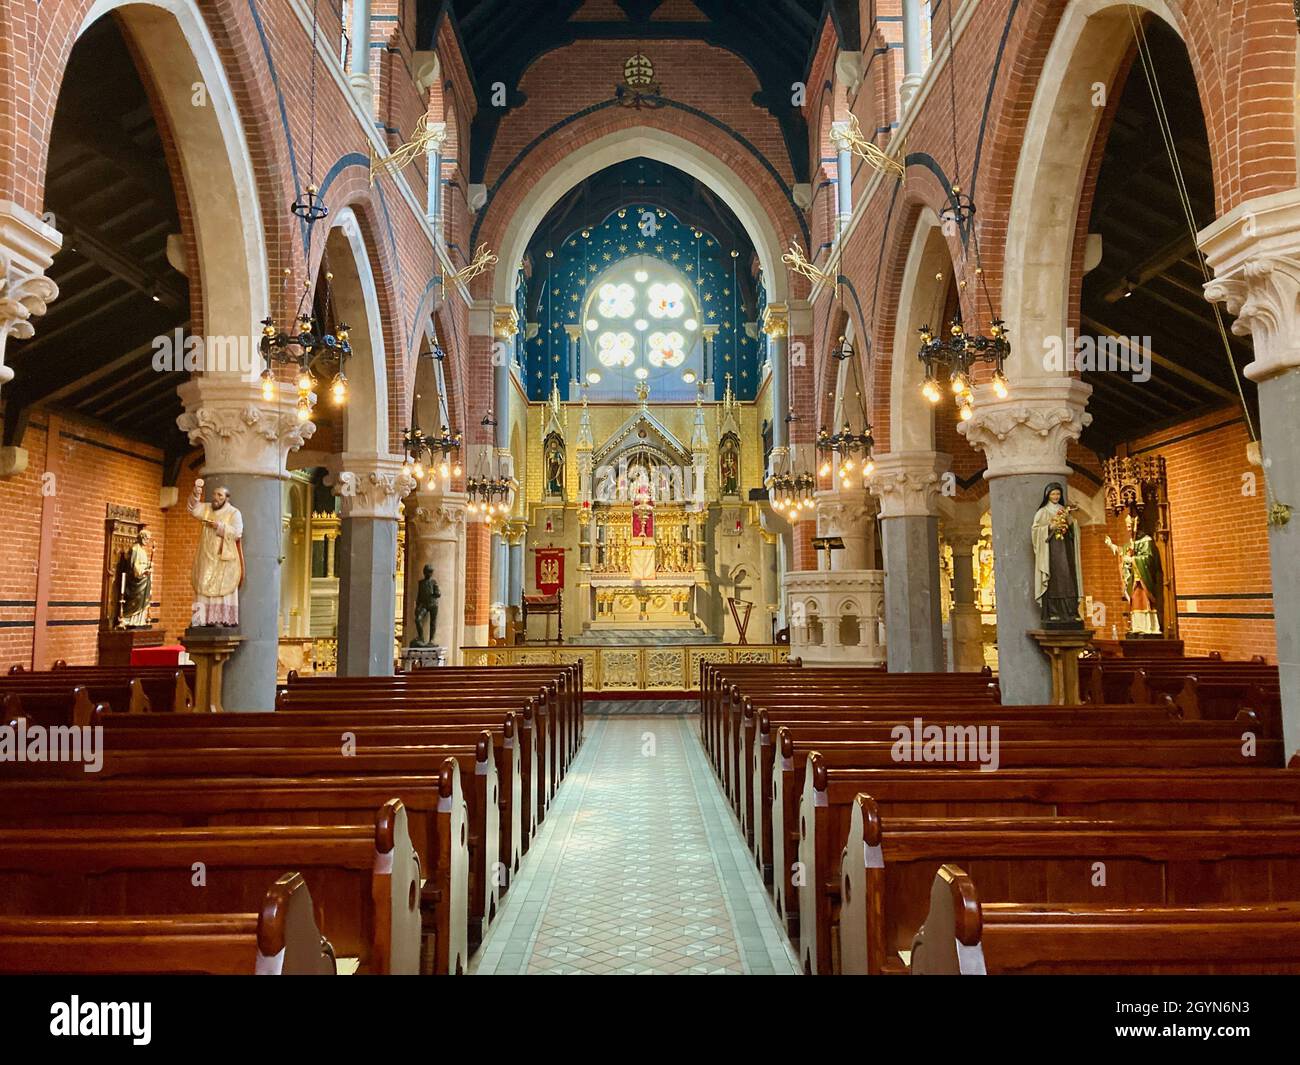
[0,413,196,670]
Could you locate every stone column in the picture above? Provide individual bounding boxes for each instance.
[829,122,854,234]
[763,304,790,458]
[424,122,448,234]
[177,375,316,709]
[899,0,926,115]
[869,452,948,672]
[701,324,719,387]
[493,306,518,442]
[348,0,375,114]
[407,489,467,661]
[0,203,61,477]
[506,522,526,609]
[958,378,1093,703]
[334,453,416,676]
[945,524,985,672]
[1202,189,1300,760]
[564,323,582,385]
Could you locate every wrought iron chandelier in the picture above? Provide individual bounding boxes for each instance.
[818,335,875,487]
[917,0,1011,423]
[259,7,351,424]
[401,398,462,484]
[467,469,512,516]
[769,469,816,518]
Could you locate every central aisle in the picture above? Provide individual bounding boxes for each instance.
[472,714,799,975]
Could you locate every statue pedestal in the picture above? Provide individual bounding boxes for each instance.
[1029,628,1095,705]
[401,645,447,671]
[181,628,245,713]
[97,628,166,667]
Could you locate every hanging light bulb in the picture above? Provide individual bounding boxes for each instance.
[992,369,1009,399]
[453,462,463,478]
[922,379,942,404]
[413,461,425,479]
[819,461,831,477]
[950,371,969,395]
[260,369,278,402]
[864,459,875,476]
[331,373,348,405]
[439,460,451,478]
[844,457,855,473]
[295,396,311,423]
[297,366,315,393]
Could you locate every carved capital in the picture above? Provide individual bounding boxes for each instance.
[829,120,853,153]
[815,487,875,534]
[332,453,417,520]
[761,303,789,338]
[868,451,950,519]
[1200,189,1300,382]
[835,52,864,96]
[956,378,1092,479]
[177,376,317,478]
[424,121,448,150]
[411,489,468,538]
[0,201,62,391]
[492,304,520,339]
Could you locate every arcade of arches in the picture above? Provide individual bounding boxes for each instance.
[1,0,1299,981]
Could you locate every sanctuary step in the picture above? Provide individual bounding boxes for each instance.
[576,628,720,647]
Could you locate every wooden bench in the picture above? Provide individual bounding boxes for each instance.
[835,808,1300,976]
[909,863,1300,975]
[0,769,470,975]
[0,871,336,975]
[0,799,422,974]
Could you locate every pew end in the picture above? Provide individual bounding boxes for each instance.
[908,865,987,975]
[255,872,339,975]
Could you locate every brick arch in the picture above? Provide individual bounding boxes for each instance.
[325,192,409,454]
[472,112,804,309]
[973,0,1296,353]
[869,190,960,454]
[12,0,296,341]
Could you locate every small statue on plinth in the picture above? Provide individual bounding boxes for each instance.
[411,565,441,647]
[1031,481,1084,630]
[188,478,243,628]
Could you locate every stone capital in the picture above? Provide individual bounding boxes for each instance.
[177,375,317,479]
[868,451,950,519]
[835,52,864,95]
[829,120,853,153]
[0,200,62,391]
[956,377,1092,479]
[1201,191,1300,383]
[331,452,417,520]
[815,487,875,532]
[411,488,468,538]
[423,121,448,150]
[942,523,984,554]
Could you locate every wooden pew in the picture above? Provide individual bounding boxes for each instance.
[0,769,470,975]
[908,863,1300,975]
[0,871,337,975]
[0,667,195,717]
[0,799,422,975]
[13,738,501,954]
[97,707,530,877]
[273,689,551,832]
[836,800,1300,976]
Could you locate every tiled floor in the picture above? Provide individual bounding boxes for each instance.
[471,714,798,975]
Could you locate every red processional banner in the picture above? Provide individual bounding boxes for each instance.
[535,548,565,597]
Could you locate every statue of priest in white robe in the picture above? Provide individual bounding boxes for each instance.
[188,478,244,627]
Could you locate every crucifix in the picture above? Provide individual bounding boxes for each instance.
[811,535,845,571]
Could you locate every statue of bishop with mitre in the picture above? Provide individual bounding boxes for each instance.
[188,478,244,627]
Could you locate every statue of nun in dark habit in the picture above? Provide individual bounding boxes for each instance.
[1031,481,1084,629]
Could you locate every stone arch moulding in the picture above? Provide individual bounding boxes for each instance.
[487,126,794,309]
[1000,0,1189,382]
[75,0,270,345]
[886,206,950,453]
[328,206,390,457]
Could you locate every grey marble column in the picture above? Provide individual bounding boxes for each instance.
[333,454,416,677]
[507,527,526,609]
[407,490,467,659]
[1203,190,1300,759]
[959,378,1092,704]
[870,452,948,672]
[178,375,317,710]
[763,304,789,452]
[899,0,926,114]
